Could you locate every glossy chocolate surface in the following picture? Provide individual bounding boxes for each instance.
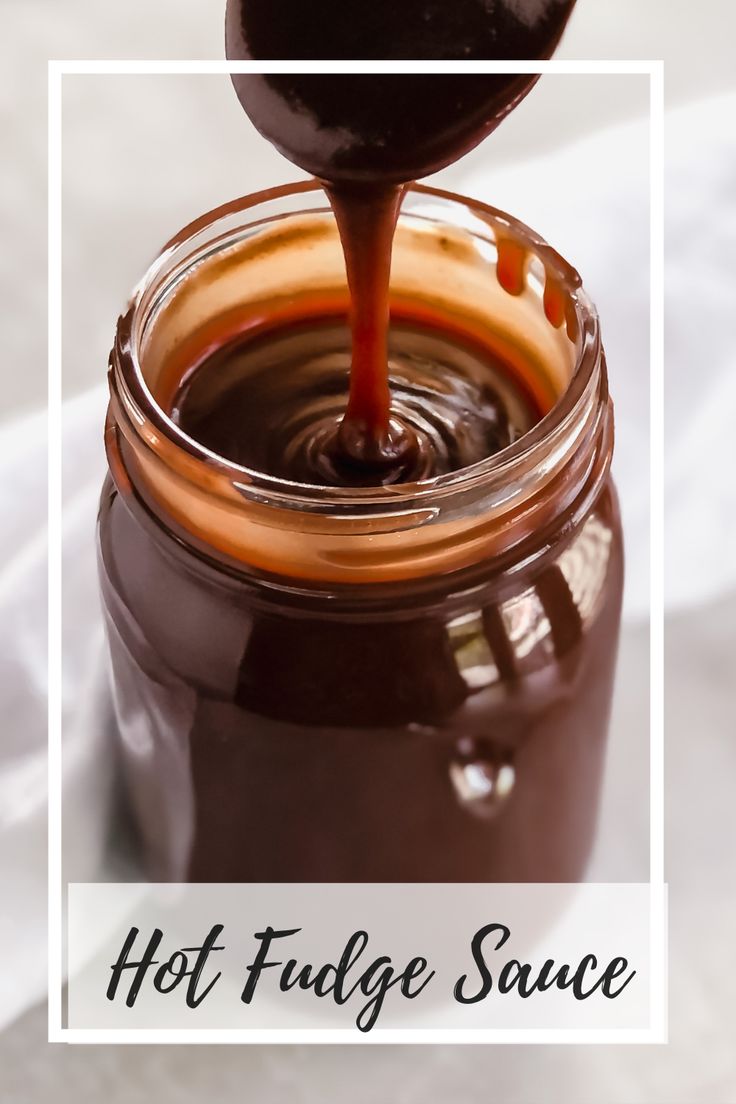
[98,0,625,884]
[226,1,576,458]
[171,314,542,486]
[226,1,577,183]
[98,462,623,881]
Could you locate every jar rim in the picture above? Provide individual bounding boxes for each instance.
[113,179,602,515]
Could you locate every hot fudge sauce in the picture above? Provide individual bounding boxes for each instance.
[225,1,577,179]
[171,311,543,487]
[226,0,577,468]
[97,0,625,883]
[99,181,623,881]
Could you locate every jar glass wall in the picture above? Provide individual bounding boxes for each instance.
[98,182,623,882]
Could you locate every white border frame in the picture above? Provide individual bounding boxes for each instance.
[48,58,666,1045]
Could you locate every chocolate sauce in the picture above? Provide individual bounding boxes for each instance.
[100,191,624,884]
[99,471,623,882]
[226,0,576,472]
[225,2,577,182]
[171,312,542,487]
[96,0,627,887]
[324,183,408,469]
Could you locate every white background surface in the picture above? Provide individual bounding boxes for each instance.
[1,2,736,1101]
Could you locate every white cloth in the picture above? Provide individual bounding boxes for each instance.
[1,93,734,1032]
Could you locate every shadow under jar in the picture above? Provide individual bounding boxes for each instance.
[98,181,623,883]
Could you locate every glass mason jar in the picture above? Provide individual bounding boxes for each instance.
[98,181,623,883]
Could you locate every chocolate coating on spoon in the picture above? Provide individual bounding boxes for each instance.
[225,0,577,183]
